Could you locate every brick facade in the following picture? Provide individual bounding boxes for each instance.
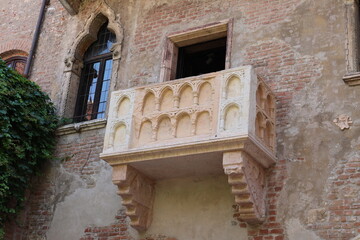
[1,0,359,239]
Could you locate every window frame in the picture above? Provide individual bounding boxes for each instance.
[175,37,227,79]
[73,23,116,123]
[73,55,112,122]
[5,56,27,75]
[160,19,233,82]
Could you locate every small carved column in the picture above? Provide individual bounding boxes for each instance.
[223,151,266,224]
[61,56,83,118]
[112,165,155,231]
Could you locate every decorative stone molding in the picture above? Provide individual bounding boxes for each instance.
[343,72,360,86]
[103,90,135,152]
[56,118,107,136]
[66,0,123,60]
[101,66,277,230]
[223,151,266,224]
[333,114,353,130]
[112,165,155,232]
[255,76,276,151]
[63,56,83,75]
[59,0,124,118]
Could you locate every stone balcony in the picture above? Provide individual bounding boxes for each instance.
[100,66,277,231]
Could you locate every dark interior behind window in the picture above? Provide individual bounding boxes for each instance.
[175,37,227,79]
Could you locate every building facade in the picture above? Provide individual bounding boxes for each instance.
[1,0,360,239]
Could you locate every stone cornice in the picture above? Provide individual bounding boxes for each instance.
[56,118,107,136]
[343,72,360,86]
[101,134,276,169]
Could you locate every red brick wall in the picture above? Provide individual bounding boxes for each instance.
[0,0,38,56]
[244,40,322,126]
[307,156,360,239]
[128,0,305,86]
[80,209,130,240]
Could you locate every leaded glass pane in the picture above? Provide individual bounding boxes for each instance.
[74,21,115,122]
[84,23,116,60]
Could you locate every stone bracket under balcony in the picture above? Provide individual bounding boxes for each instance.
[223,151,266,224]
[100,66,277,231]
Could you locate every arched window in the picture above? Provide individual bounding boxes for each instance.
[74,22,116,122]
[5,56,27,75]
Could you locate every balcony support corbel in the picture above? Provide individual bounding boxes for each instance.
[223,151,266,224]
[112,165,155,231]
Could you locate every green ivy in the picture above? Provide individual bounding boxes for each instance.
[0,59,58,238]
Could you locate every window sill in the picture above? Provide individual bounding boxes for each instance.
[343,72,360,86]
[56,118,107,136]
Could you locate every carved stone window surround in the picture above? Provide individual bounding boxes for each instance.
[60,1,124,119]
[344,0,360,86]
[160,19,233,82]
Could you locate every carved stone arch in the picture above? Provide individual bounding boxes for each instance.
[175,111,192,138]
[112,120,128,148]
[60,0,124,119]
[116,94,131,107]
[67,1,124,61]
[159,86,174,111]
[156,114,174,140]
[142,90,157,115]
[116,95,132,119]
[223,103,241,131]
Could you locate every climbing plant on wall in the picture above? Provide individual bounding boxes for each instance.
[0,59,58,238]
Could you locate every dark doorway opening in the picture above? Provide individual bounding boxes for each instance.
[175,37,227,79]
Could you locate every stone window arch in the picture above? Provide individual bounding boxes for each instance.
[60,2,123,120]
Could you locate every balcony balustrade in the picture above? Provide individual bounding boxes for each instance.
[100,66,277,231]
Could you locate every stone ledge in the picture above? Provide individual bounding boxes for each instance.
[101,135,276,171]
[343,72,360,86]
[56,119,107,136]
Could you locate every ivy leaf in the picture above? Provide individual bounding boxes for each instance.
[0,59,59,234]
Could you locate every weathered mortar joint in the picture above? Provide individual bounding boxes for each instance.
[112,165,155,232]
[223,151,266,224]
